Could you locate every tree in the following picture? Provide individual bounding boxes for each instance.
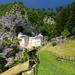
[61,28,70,37]
[48,8,51,11]
[42,8,46,11]
[56,8,69,35]
[66,3,75,34]
[56,6,63,12]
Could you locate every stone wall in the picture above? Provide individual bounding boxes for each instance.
[18,33,43,50]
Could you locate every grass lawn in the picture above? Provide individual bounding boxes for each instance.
[37,40,75,75]
[40,40,75,59]
[38,51,75,75]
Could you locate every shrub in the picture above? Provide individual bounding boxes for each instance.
[61,28,70,37]
[0,56,6,73]
[72,27,75,35]
[52,42,57,46]
[15,51,28,64]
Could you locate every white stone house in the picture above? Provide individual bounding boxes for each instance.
[18,32,43,50]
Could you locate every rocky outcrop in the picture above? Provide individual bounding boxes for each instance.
[18,32,43,50]
[43,16,55,25]
[0,5,40,68]
[51,36,67,46]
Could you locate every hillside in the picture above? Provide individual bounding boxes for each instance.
[38,51,75,75]
[40,40,75,59]
[38,40,75,75]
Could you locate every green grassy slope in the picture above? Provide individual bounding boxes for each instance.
[39,40,75,59]
[38,51,75,75]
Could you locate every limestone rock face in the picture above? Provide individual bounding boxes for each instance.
[0,5,40,68]
[5,57,14,67]
[43,16,55,25]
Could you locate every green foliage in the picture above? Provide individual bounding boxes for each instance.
[72,27,75,35]
[0,56,6,73]
[23,2,75,39]
[16,51,28,64]
[0,3,13,16]
[56,2,75,36]
[21,10,25,15]
[56,8,69,35]
[19,51,28,63]
[27,8,56,39]
[61,29,70,37]
[3,37,19,47]
[38,51,75,75]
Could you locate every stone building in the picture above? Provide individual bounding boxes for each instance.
[18,32,43,50]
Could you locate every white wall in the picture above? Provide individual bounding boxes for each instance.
[27,37,41,49]
[18,33,42,49]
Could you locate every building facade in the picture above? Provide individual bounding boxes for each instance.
[18,32,43,50]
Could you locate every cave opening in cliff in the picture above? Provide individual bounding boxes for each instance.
[16,26,24,35]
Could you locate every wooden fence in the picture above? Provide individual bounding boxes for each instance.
[0,61,29,75]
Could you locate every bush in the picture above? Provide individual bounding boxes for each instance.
[52,42,57,46]
[15,51,28,64]
[20,51,28,63]
[0,56,6,73]
[72,27,75,35]
[61,29,70,37]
